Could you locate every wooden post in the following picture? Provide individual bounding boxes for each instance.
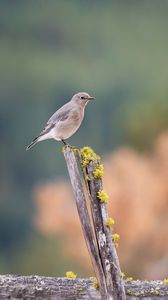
[86,158,126,300]
[64,146,108,299]
[64,146,126,300]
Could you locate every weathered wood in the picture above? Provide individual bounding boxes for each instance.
[0,275,168,299]
[75,149,126,300]
[76,150,115,300]
[63,146,108,299]
[86,159,126,300]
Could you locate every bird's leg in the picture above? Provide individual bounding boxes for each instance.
[62,139,72,148]
[62,139,67,146]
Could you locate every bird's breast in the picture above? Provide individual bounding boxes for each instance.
[52,108,84,140]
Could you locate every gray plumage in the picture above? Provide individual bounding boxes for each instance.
[26,92,94,150]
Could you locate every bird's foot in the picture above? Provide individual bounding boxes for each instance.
[61,140,79,153]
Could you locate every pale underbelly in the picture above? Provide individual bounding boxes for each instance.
[50,121,82,140]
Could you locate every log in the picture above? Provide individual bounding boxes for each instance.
[0,275,167,299]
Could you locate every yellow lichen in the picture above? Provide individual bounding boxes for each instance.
[120,272,125,279]
[105,217,115,228]
[91,277,99,289]
[72,147,78,154]
[163,278,168,284]
[80,146,100,167]
[112,233,120,248]
[126,277,133,282]
[97,190,109,203]
[85,175,91,181]
[61,146,66,153]
[93,164,104,179]
[66,271,77,279]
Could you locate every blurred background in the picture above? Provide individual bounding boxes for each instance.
[0,0,168,280]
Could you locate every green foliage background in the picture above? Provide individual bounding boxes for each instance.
[0,0,168,277]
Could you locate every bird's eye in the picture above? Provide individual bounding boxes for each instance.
[80,96,84,99]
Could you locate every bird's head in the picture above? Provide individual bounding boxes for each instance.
[71,92,94,106]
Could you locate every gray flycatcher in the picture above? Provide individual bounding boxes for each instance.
[26,92,94,150]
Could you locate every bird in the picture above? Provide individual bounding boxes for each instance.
[26,92,94,150]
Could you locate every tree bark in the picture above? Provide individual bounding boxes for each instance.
[0,275,167,299]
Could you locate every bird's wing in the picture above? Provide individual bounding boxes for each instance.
[39,103,72,137]
[47,103,72,124]
[38,122,55,137]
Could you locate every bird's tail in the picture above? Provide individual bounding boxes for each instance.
[26,136,39,151]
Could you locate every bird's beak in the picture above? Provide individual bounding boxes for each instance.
[88,96,94,100]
